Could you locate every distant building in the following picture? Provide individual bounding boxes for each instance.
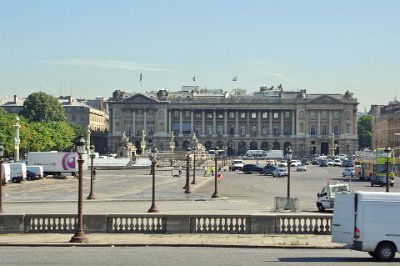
[0,94,109,154]
[108,86,359,157]
[371,98,400,156]
[0,95,25,114]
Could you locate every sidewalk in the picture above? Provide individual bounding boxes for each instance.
[0,233,344,248]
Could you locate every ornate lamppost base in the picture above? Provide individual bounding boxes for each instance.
[211,193,220,198]
[87,194,95,200]
[70,230,88,243]
[147,205,160,213]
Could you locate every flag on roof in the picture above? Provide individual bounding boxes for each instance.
[192,76,196,82]
[232,75,237,81]
[139,73,142,82]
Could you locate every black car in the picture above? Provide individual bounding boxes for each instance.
[26,170,38,181]
[242,164,263,174]
[319,160,328,167]
[263,165,278,176]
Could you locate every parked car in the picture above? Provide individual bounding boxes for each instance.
[370,175,394,187]
[290,160,302,167]
[342,167,355,177]
[231,159,244,171]
[272,167,288,177]
[242,164,263,174]
[333,159,342,167]
[296,164,307,172]
[319,160,328,167]
[263,165,278,176]
[327,159,334,166]
[278,160,288,167]
[312,159,320,165]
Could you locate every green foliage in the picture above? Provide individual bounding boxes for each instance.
[0,108,17,156]
[19,92,66,122]
[358,115,373,149]
[0,108,79,157]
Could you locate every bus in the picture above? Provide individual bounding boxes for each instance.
[355,148,396,181]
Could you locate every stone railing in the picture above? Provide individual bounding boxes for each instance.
[0,214,332,235]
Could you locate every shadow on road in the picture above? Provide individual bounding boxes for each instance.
[278,256,400,263]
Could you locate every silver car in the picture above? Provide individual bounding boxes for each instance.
[272,167,288,178]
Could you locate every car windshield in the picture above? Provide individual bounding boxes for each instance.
[331,185,349,193]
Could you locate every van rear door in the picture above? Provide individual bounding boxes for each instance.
[332,193,355,244]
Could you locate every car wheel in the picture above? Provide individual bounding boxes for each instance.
[391,184,394,187]
[12,177,18,183]
[368,251,377,259]
[317,203,325,212]
[343,174,345,177]
[375,242,396,261]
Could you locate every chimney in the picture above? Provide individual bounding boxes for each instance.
[14,95,18,104]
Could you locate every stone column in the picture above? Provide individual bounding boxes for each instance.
[257,111,261,136]
[201,110,205,136]
[168,110,172,134]
[144,109,147,133]
[179,110,183,136]
[305,109,309,136]
[191,110,194,136]
[246,111,250,137]
[329,110,333,134]
[280,111,284,136]
[213,110,217,136]
[224,110,228,137]
[235,110,239,137]
[132,110,136,136]
[291,110,295,136]
[164,109,168,133]
[317,110,321,136]
[269,111,272,136]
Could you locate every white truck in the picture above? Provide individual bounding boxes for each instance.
[1,163,11,184]
[9,162,27,183]
[332,192,400,261]
[27,152,78,178]
[263,150,284,159]
[316,183,350,212]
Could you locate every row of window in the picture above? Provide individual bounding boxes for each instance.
[172,110,292,120]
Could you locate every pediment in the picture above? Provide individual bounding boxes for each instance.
[123,93,160,104]
[307,95,343,105]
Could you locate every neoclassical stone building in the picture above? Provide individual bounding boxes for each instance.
[108,87,358,157]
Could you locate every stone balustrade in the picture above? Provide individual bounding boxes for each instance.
[0,213,332,235]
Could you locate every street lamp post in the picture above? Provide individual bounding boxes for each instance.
[286,146,293,198]
[170,132,175,166]
[0,145,4,213]
[87,145,96,200]
[384,145,392,193]
[14,116,21,162]
[148,146,159,213]
[212,149,220,198]
[184,148,191,194]
[191,148,196,185]
[70,135,88,243]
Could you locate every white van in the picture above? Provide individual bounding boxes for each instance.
[27,165,44,180]
[332,192,400,261]
[9,162,27,183]
[1,163,11,184]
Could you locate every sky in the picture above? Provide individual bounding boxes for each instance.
[1,0,399,112]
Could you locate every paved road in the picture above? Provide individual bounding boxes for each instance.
[3,161,399,214]
[0,247,398,266]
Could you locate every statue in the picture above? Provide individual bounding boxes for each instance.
[344,90,354,98]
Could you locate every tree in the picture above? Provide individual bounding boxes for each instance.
[19,92,66,122]
[358,115,373,150]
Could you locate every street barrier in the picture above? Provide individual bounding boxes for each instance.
[0,213,332,235]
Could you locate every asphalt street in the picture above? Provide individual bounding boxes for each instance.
[2,160,399,214]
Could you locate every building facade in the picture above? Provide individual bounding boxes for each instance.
[372,99,400,157]
[108,87,358,158]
